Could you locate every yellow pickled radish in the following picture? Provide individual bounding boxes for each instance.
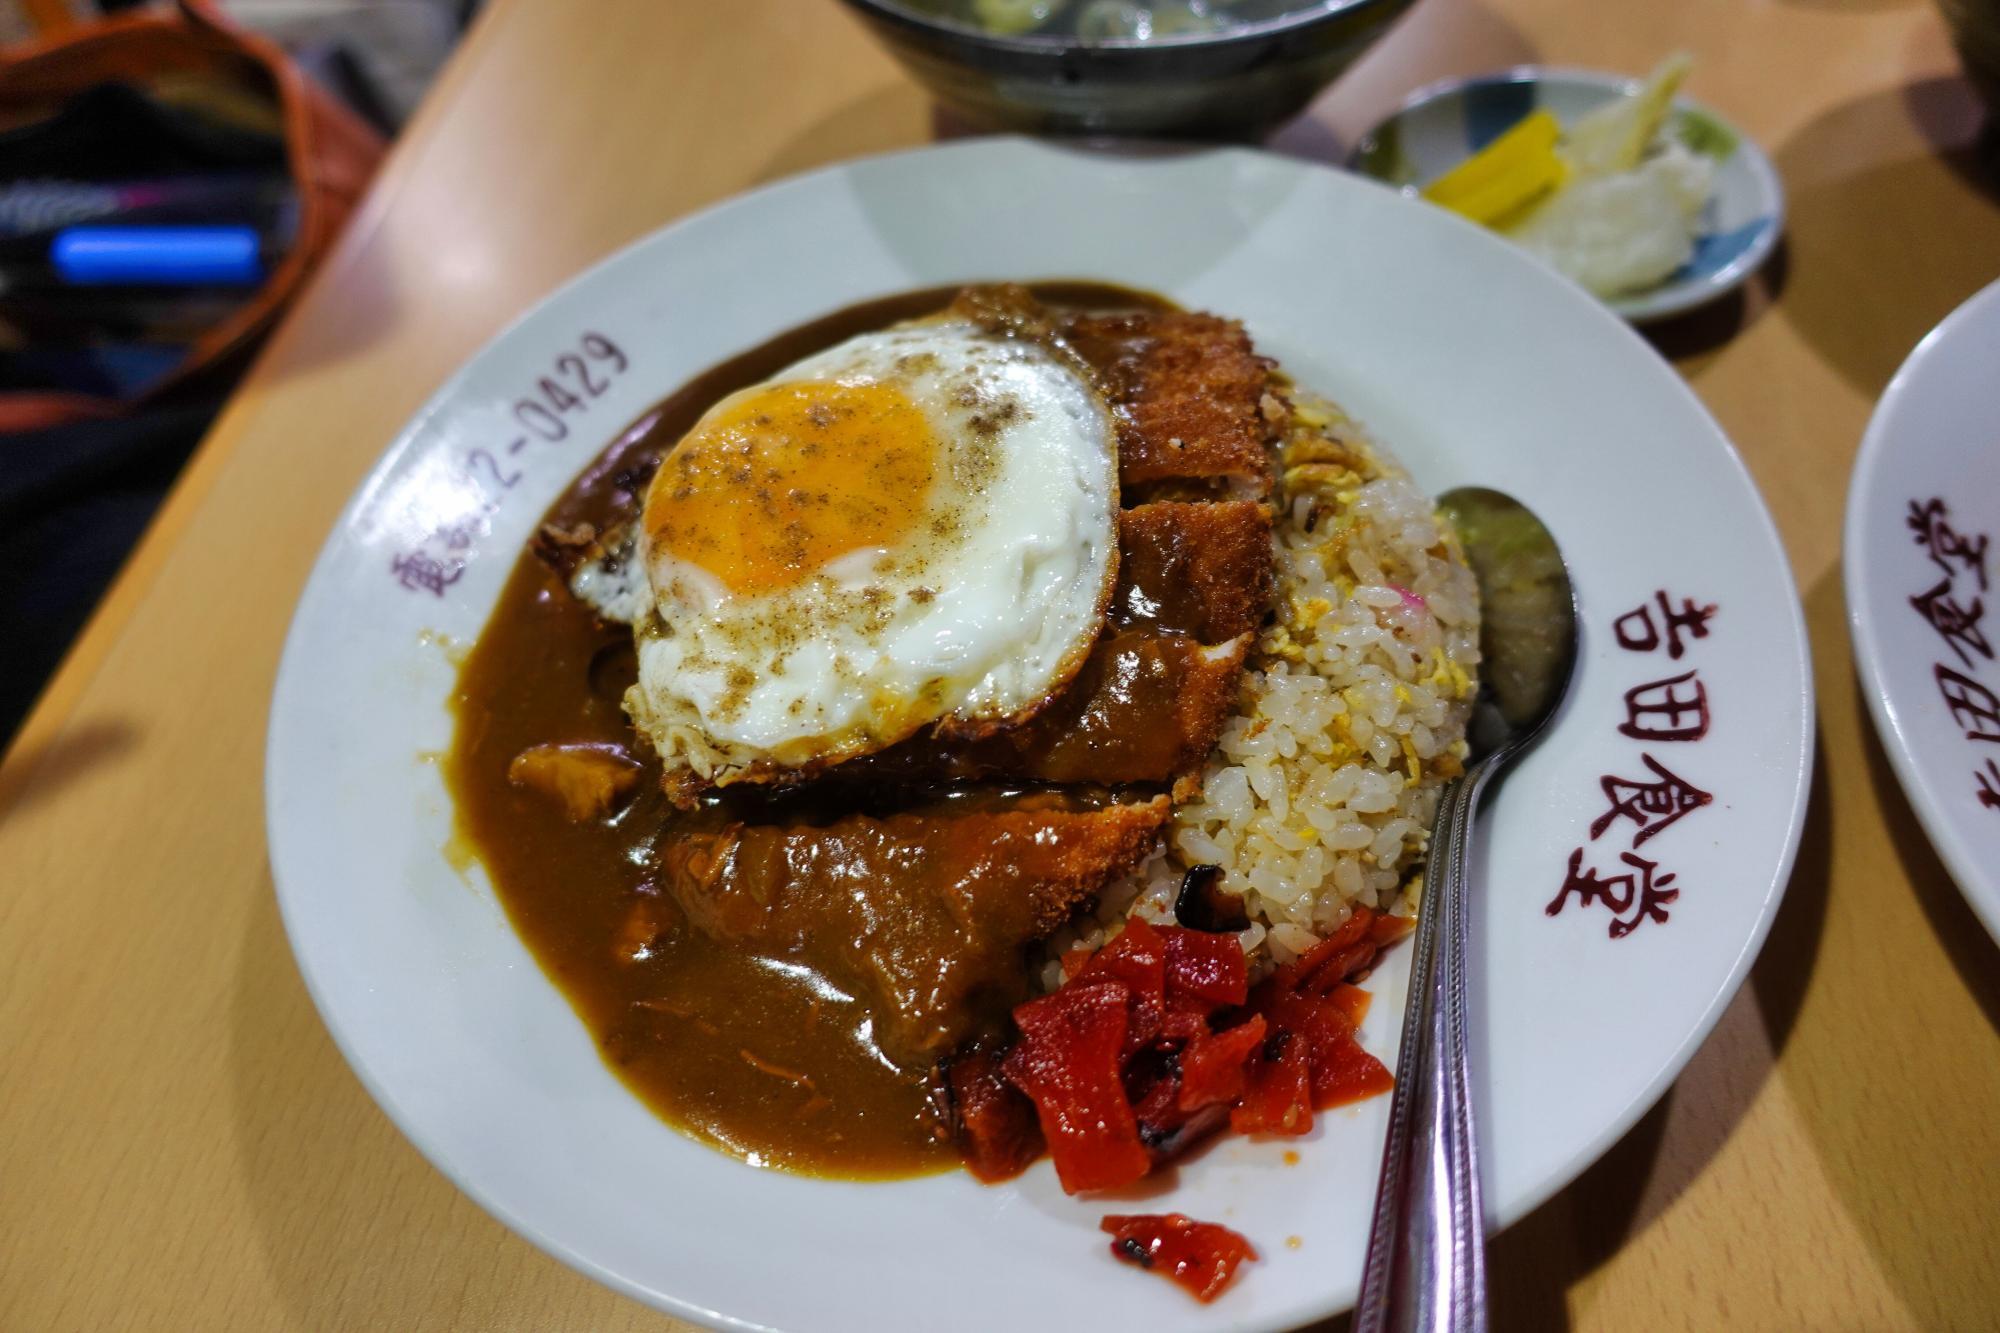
[1421,109,1562,207]
[1438,153,1568,227]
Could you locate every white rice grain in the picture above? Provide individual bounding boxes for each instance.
[1053,386,1481,977]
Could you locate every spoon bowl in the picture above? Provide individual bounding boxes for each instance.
[1439,486,1580,752]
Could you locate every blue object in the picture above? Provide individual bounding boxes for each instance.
[50,225,264,285]
[1676,218,1776,283]
[6,342,186,398]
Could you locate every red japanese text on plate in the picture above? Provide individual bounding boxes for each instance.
[1905,498,1999,809]
[1547,589,1719,938]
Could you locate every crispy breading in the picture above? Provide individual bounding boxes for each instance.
[1070,309,1275,496]
[1114,500,1274,642]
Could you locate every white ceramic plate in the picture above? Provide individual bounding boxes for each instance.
[1350,66,1786,325]
[267,137,1812,1333]
[1847,277,2000,944]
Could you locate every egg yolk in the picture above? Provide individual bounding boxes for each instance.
[644,379,938,597]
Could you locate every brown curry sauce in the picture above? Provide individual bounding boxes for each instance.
[445,283,1194,1178]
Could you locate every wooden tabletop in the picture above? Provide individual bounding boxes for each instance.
[4,0,1998,1328]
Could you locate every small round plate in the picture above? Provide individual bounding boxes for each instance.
[267,137,1812,1332]
[1846,277,2000,945]
[1350,66,1785,324]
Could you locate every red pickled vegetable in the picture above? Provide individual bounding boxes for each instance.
[1373,910,1417,945]
[1262,985,1391,1110]
[1247,918,1397,1121]
[1163,927,1249,1007]
[1003,981,1150,1192]
[1309,1021,1394,1108]
[973,909,1404,1203]
[1269,907,1377,992]
[1329,980,1372,1026]
[1128,1058,1187,1135]
[1071,918,1169,1056]
[1231,1026,1314,1135]
[1102,1212,1258,1303]
[1176,1014,1265,1112]
[1073,917,1167,1002]
[946,1045,1044,1183]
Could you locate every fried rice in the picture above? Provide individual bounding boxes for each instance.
[1044,383,1482,983]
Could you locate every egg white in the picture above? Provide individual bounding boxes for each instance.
[618,318,1118,781]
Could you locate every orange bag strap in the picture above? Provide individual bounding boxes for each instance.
[0,0,385,432]
[168,0,385,377]
[20,0,78,39]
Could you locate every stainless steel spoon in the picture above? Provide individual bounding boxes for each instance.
[1351,487,1579,1333]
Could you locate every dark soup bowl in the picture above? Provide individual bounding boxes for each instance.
[839,0,1419,138]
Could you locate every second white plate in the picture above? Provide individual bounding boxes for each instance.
[1848,276,2000,944]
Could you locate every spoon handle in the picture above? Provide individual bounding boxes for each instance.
[1352,768,1488,1333]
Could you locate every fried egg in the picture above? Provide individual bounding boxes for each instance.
[615,318,1118,783]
